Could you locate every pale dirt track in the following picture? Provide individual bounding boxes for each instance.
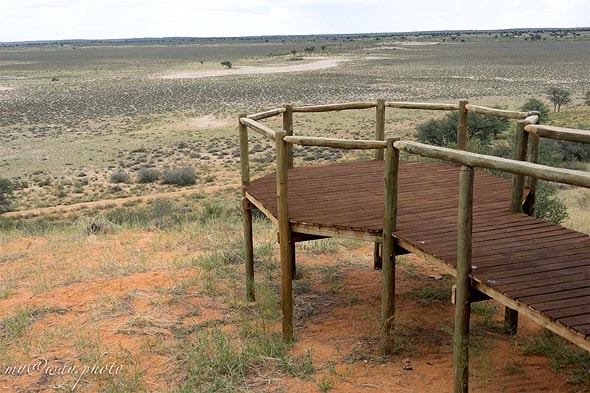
[3,183,239,218]
[160,58,351,79]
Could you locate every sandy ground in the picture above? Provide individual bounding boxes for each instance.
[159,58,351,79]
[0,235,582,392]
[192,114,232,128]
[0,86,14,91]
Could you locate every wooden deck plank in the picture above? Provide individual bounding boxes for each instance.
[245,160,590,348]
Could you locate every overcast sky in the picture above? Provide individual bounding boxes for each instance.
[1,0,588,42]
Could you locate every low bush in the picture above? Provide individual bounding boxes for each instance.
[137,168,160,183]
[161,167,196,186]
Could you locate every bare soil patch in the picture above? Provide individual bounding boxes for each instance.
[159,58,351,79]
[192,114,232,129]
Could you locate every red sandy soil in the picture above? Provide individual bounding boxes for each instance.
[0,233,583,392]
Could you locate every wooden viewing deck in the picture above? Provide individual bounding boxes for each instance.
[245,160,590,348]
[238,100,590,392]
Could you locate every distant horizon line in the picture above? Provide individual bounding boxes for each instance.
[2,26,588,46]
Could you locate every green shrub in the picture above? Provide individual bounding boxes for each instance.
[137,168,160,183]
[535,181,568,224]
[520,98,550,122]
[110,170,131,184]
[161,167,196,186]
[0,178,14,213]
[416,111,509,147]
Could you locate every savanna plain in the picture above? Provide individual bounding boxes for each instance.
[0,30,589,392]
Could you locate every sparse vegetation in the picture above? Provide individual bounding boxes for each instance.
[220,60,232,69]
[0,31,589,393]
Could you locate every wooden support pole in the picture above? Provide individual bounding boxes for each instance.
[242,198,255,301]
[524,133,540,216]
[374,99,386,269]
[506,120,529,335]
[454,165,474,393]
[283,104,294,169]
[375,99,386,160]
[457,100,468,151]
[276,130,294,341]
[382,135,400,335]
[240,113,255,301]
[239,113,250,195]
[510,120,529,213]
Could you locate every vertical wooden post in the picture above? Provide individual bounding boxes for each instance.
[239,114,255,301]
[457,100,469,151]
[276,130,294,341]
[283,104,294,169]
[282,104,296,278]
[375,99,386,160]
[239,114,250,193]
[524,133,540,216]
[242,198,255,301]
[382,135,400,334]
[510,120,529,212]
[506,120,528,335]
[454,165,474,393]
[374,99,386,269]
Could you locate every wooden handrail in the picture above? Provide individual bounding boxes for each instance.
[394,141,590,188]
[239,117,276,140]
[465,104,537,119]
[247,107,285,121]
[385,102,459,110]
[283,135,386,149]
[292,102,377,112]
[525,124,590,144]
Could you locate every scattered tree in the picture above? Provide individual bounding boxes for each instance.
[0,178,14,213]
[520,98,550,122]
[547,87,571,112]
[584,91,590,105]
[303,46,315,56]
[220,60,232,69]
[290,50,297,57]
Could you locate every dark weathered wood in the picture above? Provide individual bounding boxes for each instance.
[382,136,400,335]
[245,160,590,350]
[275,130,293,340]
[457,100,468,151]
[283,104,294,169]
[454,166,474,393]
[242,197,255,301]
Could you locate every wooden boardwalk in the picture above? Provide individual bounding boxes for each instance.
[245,160,590,349]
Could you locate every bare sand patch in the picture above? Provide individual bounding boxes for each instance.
[193,114,231,128]
[160,58,351,79]
[0,86,14,91]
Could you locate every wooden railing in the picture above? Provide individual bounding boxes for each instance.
[239,100,589,393]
